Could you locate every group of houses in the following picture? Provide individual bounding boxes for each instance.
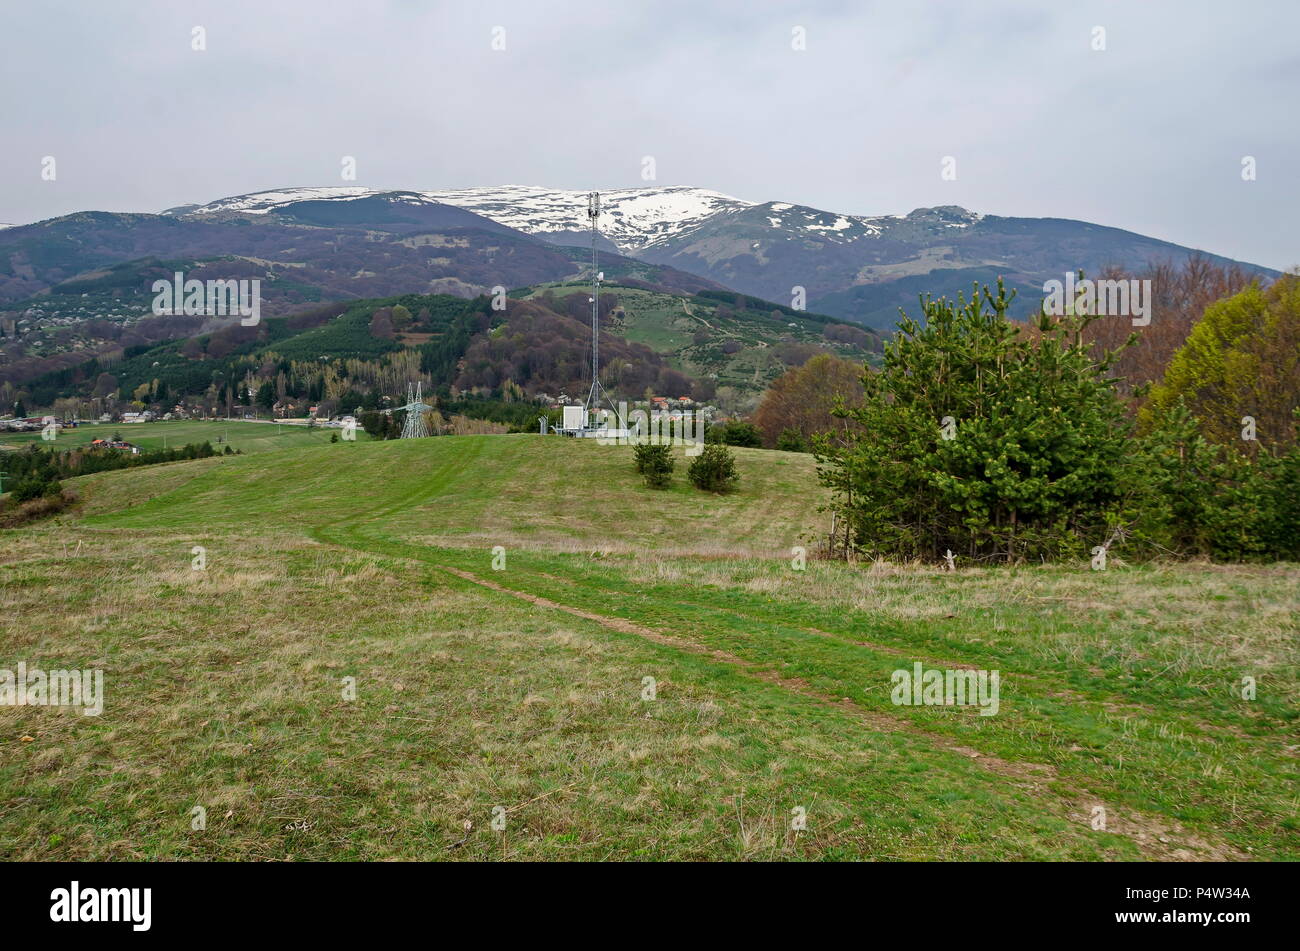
[0,416,81,433]
[648,395,699,411]
[540,393,704,412]
[87,438,141,455]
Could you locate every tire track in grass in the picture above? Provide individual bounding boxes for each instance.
[310,437,491,551]
[428,562,1248,861]
[482,556,1293,858]
[322,524,1289,857]
[304,449,1247,860]
[656,601,1250,740]
[492,556,1273,745]
[62,437,1270,858]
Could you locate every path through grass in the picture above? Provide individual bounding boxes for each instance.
[1,435,1294,860]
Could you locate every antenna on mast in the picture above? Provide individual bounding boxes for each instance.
[582,191,616,428]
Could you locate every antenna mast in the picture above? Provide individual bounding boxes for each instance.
[583,191,613,424]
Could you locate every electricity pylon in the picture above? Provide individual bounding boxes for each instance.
[397,382,432,439]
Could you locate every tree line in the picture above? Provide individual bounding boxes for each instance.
[2,440,231,506]
[807,272,1299,563]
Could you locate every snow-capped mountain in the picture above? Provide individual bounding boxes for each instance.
[171,184,989,254]
[424,186,753,253]
[156,184,1274,328]
[753,201,982,243]
[175,186,376,216]
[176,185,754,254]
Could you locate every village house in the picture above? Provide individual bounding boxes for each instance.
[88,438,140,455]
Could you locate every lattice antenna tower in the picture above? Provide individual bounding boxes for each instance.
[583,191,616,424]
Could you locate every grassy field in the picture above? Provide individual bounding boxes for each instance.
[0,419,373,456]
[1,434,1296,861]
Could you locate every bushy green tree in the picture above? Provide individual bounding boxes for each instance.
[688,444,739,493]
[360,410,399,439]
[12,475,61,503]
[818,281,1135,562]
[707,421,762,447]
[1131,403,1300,559]
[775,428,811,452]
[391,304,414,331]
[633,443,674,488]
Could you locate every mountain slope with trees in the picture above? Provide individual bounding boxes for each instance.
[7,281,877,421]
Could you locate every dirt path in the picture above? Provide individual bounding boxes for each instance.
[679,296,713,329]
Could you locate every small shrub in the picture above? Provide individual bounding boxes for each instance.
[11,476,61,504]
[0,489,77,528]
[688,444,739,493]
[634,443,674,489]
[775,428,810,453]
[707,421,762,447]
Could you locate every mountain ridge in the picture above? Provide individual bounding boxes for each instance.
[164,184,1281,318]
[171,184,754,254]
[1,185,1282,383]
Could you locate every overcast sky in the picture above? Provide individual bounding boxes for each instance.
[1,0,1295,269]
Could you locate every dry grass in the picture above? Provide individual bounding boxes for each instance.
[1,524,1139,861]
[2,434,1295,860]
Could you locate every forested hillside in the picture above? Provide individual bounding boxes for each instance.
[8,282,877,420]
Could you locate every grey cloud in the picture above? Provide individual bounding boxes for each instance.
[0,0,1294,269]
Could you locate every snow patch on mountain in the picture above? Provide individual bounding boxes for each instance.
[419,185,753,253]
[753,201,893,242]
[806,215,853,233]
[179,185,753,253]
[176,185,986,254]
[182,186,376,216]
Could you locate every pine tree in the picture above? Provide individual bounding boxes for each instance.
[817,280,1134,562]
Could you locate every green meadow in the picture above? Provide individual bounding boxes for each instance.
[0,419,373,457]
[1,434,1295,860]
